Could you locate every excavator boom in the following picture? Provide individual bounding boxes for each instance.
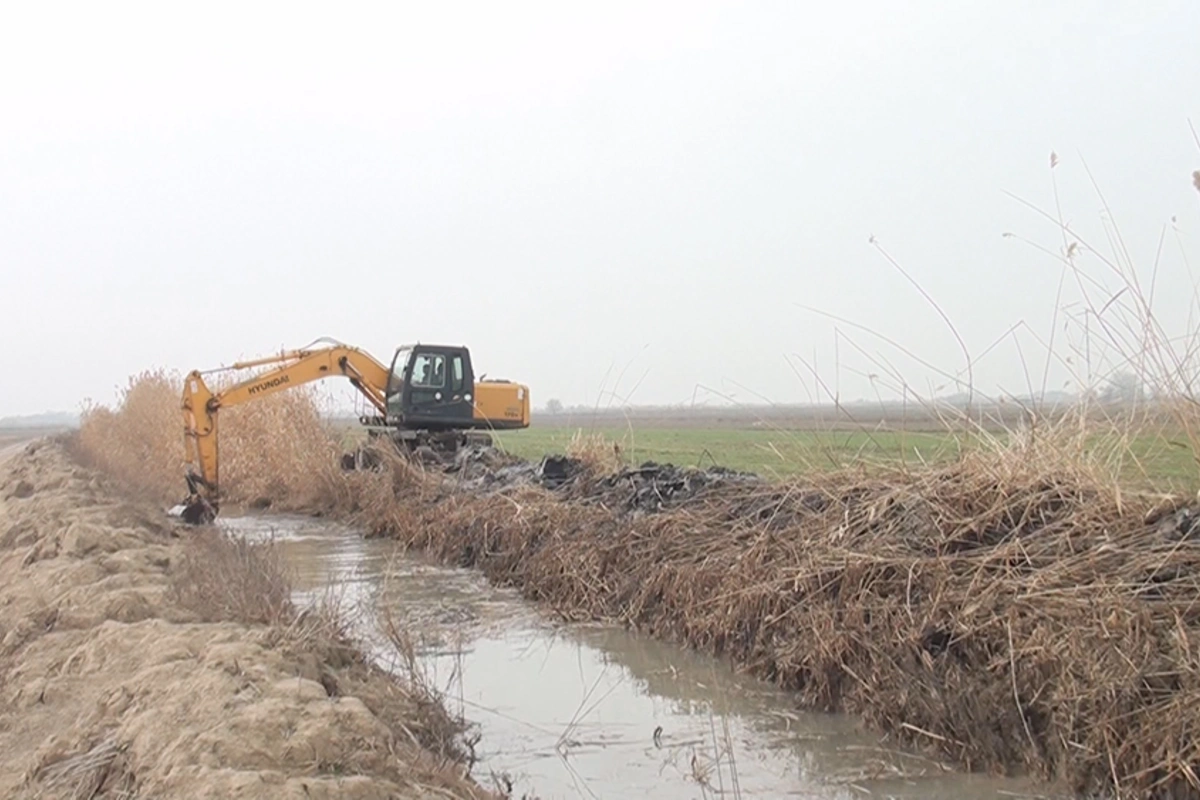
[180,343,391,523]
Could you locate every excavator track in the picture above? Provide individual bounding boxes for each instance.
[339,429,494,472]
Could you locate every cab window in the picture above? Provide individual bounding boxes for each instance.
[411,354,445,388]
[451,355,465,393]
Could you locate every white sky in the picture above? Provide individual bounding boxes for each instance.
[3,1,1199,417]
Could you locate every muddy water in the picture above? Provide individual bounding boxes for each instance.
[219,513,1068,800]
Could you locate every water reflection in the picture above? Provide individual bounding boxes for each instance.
[219,514,1068,800]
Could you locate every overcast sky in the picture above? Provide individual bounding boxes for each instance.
[3,1,1199,418]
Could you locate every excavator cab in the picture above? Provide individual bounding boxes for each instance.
[384,344,478,429]
[375,343,529,454]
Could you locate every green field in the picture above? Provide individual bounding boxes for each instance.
[325,415,1200,493]
[492,424,1200,492]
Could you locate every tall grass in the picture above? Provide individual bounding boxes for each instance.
[75,366,341,509]
[75,369,182,503]
[167,528,296,625]
[754,150,1200,502]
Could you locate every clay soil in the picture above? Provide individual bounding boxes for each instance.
[0,438,500,800]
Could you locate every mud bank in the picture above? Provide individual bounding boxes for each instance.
[0,439,498,800]
[343,446,1200,800]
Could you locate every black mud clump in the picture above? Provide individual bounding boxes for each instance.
[444,447,593,492]
[560,461,760,514]
[443,445,759,515]
[443,445,547,489]
[1152,504,1200,542]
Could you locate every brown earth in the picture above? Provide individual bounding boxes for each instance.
[0,428,71,451]
[0,438,500,800]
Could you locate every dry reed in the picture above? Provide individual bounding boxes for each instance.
[29,735,135,800]
[565,429,627,474]
[167,528,296,626]
[348,425,1200,800]
[75,367,341,509]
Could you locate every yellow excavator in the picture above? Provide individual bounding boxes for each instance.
[179,337,530,524]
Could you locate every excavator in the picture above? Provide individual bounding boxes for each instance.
[178,337,530,524]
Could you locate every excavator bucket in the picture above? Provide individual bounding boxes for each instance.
[174,471,218,525]
[180,497,217,525]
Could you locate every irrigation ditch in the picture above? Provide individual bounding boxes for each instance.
[221,509,1065,799]
[300,439,1200,800]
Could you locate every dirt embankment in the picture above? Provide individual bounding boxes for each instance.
[0,439,499,800]
[0,439,34,463]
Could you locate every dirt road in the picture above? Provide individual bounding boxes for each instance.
[0,431,40,464]
[0,426,68,453]
[0,441,31,465]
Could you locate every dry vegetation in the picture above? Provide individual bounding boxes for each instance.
[75,368,341,510]
[166,528,295,626]
[337,428,1200,800]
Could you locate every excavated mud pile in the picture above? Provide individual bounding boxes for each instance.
[555,461,760,513]
[354,445,1200,800]
[445,445,760,513]
[0,439,497,800]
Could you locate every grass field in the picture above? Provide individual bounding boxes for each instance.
[492,422,1200,493]
[327,411,1200,494]
[495,427,961,474]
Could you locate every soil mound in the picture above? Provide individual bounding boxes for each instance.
[0,439,498,800]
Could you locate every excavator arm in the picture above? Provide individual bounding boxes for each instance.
[180,342,392,523]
